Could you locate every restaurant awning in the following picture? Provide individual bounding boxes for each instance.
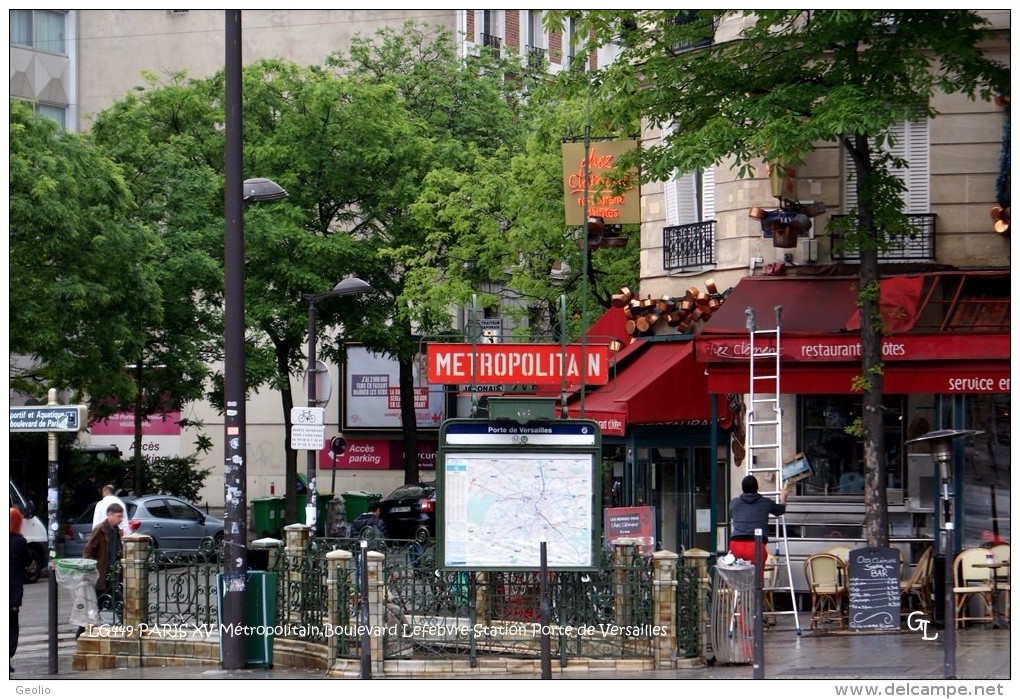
[694,271,1010,395]
[562,339,719,436]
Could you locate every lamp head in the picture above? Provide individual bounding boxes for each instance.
[905,428,983,465]
[243,177,288,202]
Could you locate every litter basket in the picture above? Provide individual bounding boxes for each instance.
[217,571,278,668]
[710,560,756,665]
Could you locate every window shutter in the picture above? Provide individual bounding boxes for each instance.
[843,118,929,213]
[701,166,716,221]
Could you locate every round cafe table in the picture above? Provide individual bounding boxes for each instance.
[973,560,1010,629]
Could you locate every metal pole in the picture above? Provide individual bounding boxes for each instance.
[46,389,59,674]
[306,297,319,533]
[944,523,955,678]
[539,542,551,679]
[360,540,371,679]
[221,8,248,670]
[752,528,764,679]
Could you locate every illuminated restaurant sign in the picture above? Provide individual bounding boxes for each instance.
[562,140,641,226]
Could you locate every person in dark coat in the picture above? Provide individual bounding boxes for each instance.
[350,502,389,541]
[10,507,30,673]
[728,475,788,571]
[79,502,124,638]
[71,474,101,516]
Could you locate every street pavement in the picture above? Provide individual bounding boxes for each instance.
[8,570,1013,687]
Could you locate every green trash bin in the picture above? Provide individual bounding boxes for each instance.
[217,571,278,668]
[252,496,285,538]
[342,490,382,522]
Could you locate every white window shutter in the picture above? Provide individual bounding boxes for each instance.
[843,118,929,213]
[701,167,716,221]
[904,119,930,213]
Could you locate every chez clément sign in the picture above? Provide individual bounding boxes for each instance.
[561,140,641,226]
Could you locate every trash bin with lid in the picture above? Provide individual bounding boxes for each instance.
[55,558,100,628]
[342,490,382,522]
[710,559,756,665]
[252,496,285,538]
[217,571,279,668]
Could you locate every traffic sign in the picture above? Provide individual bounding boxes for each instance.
[9,405,87,433]
[291,424,326,450]
[330,435,347,455]
[291,406,325,426]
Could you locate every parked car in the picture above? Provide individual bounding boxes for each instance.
[377,483,436,542]
[64,495,223,557]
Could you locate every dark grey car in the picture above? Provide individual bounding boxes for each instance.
[377,483,436,542]
[63,495,223,557]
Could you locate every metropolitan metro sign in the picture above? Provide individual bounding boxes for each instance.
[427,343,609,385]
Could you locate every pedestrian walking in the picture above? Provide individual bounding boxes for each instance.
[79,502,124,638]
[91,484,130,535]
[10,507,30,673]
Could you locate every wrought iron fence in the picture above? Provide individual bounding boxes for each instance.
[131,536,700,664]
[142,540,220,628]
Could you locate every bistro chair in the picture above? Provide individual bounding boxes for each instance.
[827,546,851,564]
[901,545,934,617]
[953,548,995,628]
[990,543,1010,621]
[804,552,847,629]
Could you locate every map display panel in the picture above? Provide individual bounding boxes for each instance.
[442,451,595,569]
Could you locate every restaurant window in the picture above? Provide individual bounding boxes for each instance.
[798,395,905,496]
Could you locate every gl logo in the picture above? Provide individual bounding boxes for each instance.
[906,611,938,640]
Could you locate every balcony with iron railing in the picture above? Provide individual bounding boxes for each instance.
[663,221,716,270]
[481,32,502,57]
[829,213,937,263]
[666,11,715,54]
[525,44,546,68]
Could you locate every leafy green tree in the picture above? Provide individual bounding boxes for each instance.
[9,100,162,407]
[551,10,1008,546]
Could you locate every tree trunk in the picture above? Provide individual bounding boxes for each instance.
[852,134,890,548]
[398,353,419,485]
[277,343,298,524]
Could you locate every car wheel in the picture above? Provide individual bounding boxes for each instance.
[414,526,431,544]
[23,546,44,584]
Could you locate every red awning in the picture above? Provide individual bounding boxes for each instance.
[562,340,719,435]
[584,305,635,349]
[695,272,1010,395]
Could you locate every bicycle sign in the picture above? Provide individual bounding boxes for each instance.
[291,407,325,426]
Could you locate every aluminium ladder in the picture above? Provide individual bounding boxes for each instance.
[744,305,801,634]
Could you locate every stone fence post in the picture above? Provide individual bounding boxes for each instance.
[283,524,313,624]
[613,538,640,625]
[121,534,149,631]
[651,549,678,668]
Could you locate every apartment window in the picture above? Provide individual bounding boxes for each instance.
[843,118,930,214]
[10,10,66,54]
[35,103,67,130]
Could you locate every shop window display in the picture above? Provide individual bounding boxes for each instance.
[799,395,905,495]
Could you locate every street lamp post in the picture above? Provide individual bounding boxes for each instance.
[223,11,290,672]
[302,277,373,533]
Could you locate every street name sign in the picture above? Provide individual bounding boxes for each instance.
[10,405,88,432]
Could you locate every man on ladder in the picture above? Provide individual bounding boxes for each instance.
[728,475,788,573]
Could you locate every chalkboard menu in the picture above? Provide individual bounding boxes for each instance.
[847,546,901,630]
